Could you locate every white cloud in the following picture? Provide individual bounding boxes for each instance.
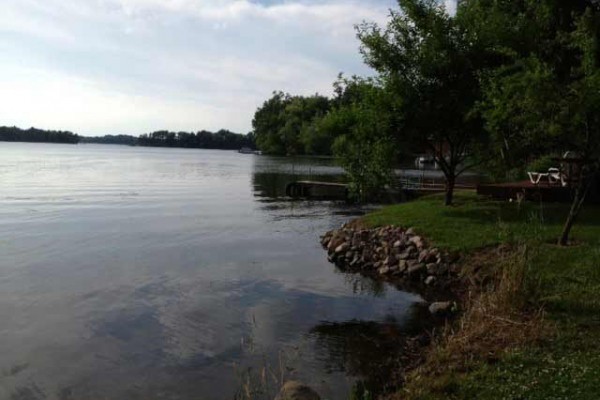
[0,0,395,135]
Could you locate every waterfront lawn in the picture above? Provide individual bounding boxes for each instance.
[364,192,600,400]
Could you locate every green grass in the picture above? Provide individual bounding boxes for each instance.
[363,192,600,400]
[365,191,600,251]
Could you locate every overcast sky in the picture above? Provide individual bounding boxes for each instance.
[0,0,456,136]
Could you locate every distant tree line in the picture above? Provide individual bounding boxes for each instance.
[80,135,137,146]
[1,126,254,151]
[0,126,79,144]
[137,129,254,150]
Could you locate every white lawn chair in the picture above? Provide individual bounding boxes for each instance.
[548,167,567,186]
[527,171,549,185]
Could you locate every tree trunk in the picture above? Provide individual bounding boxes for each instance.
[445,174,456,206]
[558,169,594,246]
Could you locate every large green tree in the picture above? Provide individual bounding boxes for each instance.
[465,0,600,245]
[357,0,486,205]
[252,92,330,156]
[323,76,399,201]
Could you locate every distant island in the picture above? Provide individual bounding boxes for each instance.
[1,126,255,150]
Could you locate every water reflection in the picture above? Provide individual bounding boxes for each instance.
[0,144,428,400]
[310,304,434,396]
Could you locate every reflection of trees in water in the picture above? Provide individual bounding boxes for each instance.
[309,305,434,397]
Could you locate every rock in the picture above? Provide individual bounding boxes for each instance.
[406,227,416,235]
[398,250,412,260]
[398,260,408,272]
[345,251,354,260]
[428,301,455,316]
[418,249,430,263]
[275,381,321,400]
[334,243,349,254]
[409,236,424,248]
[426,263,438,274]
[327,235,345,252]
[393,240,402,248]
[425,275,436,285]
[378,266,390,275]
[436,263,449,275]
[407,262,426,276]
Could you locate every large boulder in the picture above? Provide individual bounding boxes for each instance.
[275,381,321,400]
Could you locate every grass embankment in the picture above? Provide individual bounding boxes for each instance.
[363,192,600,400]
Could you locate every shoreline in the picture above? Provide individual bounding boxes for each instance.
[314,192,600,399]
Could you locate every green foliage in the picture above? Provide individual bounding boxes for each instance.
[333,130,395,203]
[357,0,486,204]
[326,78,398,202]
[81,134,138,145]
[527,154,558,174]
[464,0,600,175]
[138,129,252,150]
[252,91,331,155]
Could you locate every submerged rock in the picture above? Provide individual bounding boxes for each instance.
[275,381,321,400]
[428,301,455,316]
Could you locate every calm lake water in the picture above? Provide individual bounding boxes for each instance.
[0,143,426,400]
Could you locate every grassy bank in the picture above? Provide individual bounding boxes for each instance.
[363,192,600,400]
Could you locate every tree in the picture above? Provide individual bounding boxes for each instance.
[252,92,330,156]
[357,0,485,205]
[325,77,398,201]
[252,92,291,155]
[0,126,79,144]
[466,0,600,245]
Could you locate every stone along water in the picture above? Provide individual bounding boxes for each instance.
[0,143,425,400]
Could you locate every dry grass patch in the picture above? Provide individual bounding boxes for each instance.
[395,245,553,400]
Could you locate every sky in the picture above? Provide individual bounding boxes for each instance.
[0,0,457,136]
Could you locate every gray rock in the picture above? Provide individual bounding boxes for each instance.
[393,240,402,248]
[406,227,416,235]
[425,275,436,285]
[407,262,426,276]
[426,263,438,274]
[334,243,349,254]
[398,260,408,272]
[428,301,455,316]
[378,266,390,275]
[436,263,449,275]
[327,235,345,252]
[409,236,424,248]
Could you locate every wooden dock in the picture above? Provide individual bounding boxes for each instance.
[477,180,573,202]
[285,181,349,200]
[285,178,476,200]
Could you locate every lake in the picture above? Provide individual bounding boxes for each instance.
[0,143,426,400]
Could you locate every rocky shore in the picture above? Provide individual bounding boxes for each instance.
[320,224,460,315]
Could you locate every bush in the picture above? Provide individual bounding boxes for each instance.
[527,154,558,173]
